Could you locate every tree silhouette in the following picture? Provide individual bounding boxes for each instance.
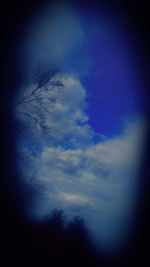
[13,65,63,136]
[32,65,62,89]
[46,209,66,234]
[12,66,64,204]
[67,215,87,241]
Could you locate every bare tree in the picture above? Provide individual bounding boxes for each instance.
[13,65,63,137]
[12,65,64,205]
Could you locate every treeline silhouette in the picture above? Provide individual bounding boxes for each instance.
[1,198,104,267]
[24,209,103,267]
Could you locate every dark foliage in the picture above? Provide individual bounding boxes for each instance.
[19,209,103,267]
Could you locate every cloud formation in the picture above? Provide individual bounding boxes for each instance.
[14,74,93,148]
[15,72,147,250]
[15,2,148,250]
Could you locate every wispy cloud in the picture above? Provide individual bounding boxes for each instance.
[22,2,91,77]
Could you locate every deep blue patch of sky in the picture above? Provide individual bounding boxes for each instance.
[76,8,147,137]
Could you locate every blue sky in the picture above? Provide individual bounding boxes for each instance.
[77,8,147,137]
[14,1,148,252]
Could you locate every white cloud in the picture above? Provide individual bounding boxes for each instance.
[15,72,148,251]
[14,1,148,251]
[14,74,93,148]
[18,115,147,250]
[57,191,90,206]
